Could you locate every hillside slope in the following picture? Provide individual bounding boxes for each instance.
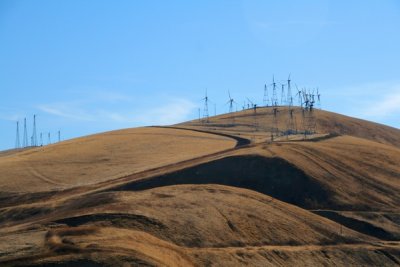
[2,185,397,267]
[180,107,400,147]
[0,127,235,192]
[0,109,400,266]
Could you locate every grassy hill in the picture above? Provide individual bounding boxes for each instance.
[0,107,399,266]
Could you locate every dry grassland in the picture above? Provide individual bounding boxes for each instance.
[1,108,400,266]
[0,127,235,192]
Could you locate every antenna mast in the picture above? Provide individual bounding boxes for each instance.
[32,114,37,147]
[263,84,269,107]
[48,132,51,145]
[15,121,20,149]
[58,130,61,142]
[286,75,296,136]
[280,84,285,106]
[23,118,28,148]
[198,108,201,122]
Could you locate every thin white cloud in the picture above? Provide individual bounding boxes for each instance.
[37,102,96,121]
[90,90,133,102]
[36,89,133,122]
[362,91,400,118]
[0,107,25,121]
[37,95,197,126]
[0,114,20,121]
[134,98,196,125]
[328,81,400,125]
[64,87,133,103]
[325,81,395,97]
[255,20,337,29]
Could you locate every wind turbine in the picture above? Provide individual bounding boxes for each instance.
[303,89,309,110]
[287,74,292,106]
[295,85,303,107]
[310,89,315,111]
[247,97,258,132]
[270,75,278,107]
[246,98,257,113]
[226,91,237,113]
[202,89,210,122]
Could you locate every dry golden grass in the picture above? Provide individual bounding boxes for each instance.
[265,135,400,211]
[1,185,391,266]
[0,127,235,192]
[1,108,400,266]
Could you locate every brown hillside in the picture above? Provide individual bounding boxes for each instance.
[0,127,235,192]
[1,185,394,267]
[0,109,399,266]
[179,107,400,147]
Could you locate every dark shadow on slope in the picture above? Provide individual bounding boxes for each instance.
[53,213,167,230]
[0,192,117,225]
[375,249,400,265]
[15,260,104,267]
[278,133,341,143]
[313,211,399,241]
[113,155,335,209]
[14,257,156,267]
[0,191,59,209]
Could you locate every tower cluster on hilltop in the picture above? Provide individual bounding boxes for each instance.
[15,115,61,149]
[198,75,322,140]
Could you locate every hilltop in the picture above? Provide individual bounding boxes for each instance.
[0,107,399,266]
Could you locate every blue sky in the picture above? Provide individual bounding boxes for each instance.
[1,0,400,150]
